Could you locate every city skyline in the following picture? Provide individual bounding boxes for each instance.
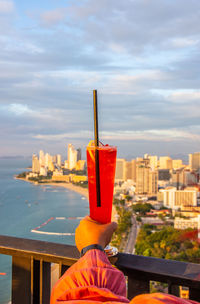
[1,0,200,157]
[0,144,196,163]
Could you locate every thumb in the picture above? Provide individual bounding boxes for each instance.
[102,221,118,247]
[108,221,118,234]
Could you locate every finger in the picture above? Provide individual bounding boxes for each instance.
[111,221,118,231]
[105,221,118,233]
[85,216,102,225]
[107,223,117,236]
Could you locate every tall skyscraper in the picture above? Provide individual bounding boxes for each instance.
[149,170,158,195]
[136,165,149,194]
[144,154,158,170]
[77,148,81,161]
[40,165,47,176]
[131,159,136,182]
[57,154,62,167]
[115,159,126,180]
[39,150,45,166]
[125,161,132,180]
[159,156,172,169]
[136,163,158,195]
[32,154,40,173]
[45,153,52,169]
[189,152,200,171]
[68,144,77,170]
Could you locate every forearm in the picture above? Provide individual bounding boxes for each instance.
[50,249,129,303]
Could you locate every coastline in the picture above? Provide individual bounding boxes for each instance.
[15,177,117,222]
[47,182,89,199]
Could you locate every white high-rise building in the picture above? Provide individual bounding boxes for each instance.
[32,154,40,173]
[189,152,200,171]
[68,144,77,170]
[163,187,197,209]
[159,156,172,169]
[115,159,126,180]
[40,165,47,176]
[45,153,52,169]
[57,154,62,167]
[39,150,45,167]
[144,154,158,170]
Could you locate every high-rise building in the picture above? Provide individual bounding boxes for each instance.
[57,154,62,167]
[45,153,52,169]
[171,168,198,189]
[40,165,47,176]
[131,159,136,182]
[144,154,158,170]
[172,159,183,170]
[174,190,197,208]
[75,160,86,171]
[52,155,57,163]
[32,154,40,173]
[68,144,77,170]
[64,160,69,169]
[48,161,55,172]
[159,156,172,169]
[189,152,200,171]
[115,159,126,180]
[149,170,158,195]
[136,165,149,194]
[136,164,158,195]
[163,187,197,209]
[39,150,45,167]
[125,161,132,180]
[77,148,81,161]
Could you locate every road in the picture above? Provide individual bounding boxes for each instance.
[124,215,140,254]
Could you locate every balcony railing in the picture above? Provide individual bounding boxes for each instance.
[0,234,200,304]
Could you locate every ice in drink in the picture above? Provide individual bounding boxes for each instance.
[87,143,117,224]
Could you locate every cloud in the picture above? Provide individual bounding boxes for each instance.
[170,38,199,48]
[33,128,200,143]
[0,0,14,14]
[8,103,30,115]
[33,131,92,141]
[40,8,67,26]
[169,90,200,102]
[0,0,200,156]
[1,103,65,122]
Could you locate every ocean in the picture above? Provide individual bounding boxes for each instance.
[0,158,89,304]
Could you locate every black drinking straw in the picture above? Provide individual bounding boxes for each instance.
[93,90,101,207]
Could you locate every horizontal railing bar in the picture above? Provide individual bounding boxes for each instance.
[115,253,200,288]
[0,235,79,265]
[1,235,200,290]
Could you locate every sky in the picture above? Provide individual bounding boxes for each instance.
[0,0,200,160]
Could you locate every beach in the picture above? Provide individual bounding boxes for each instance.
[44,182,118,222]
[44,182,117,222]
[15,177,117,223]
[49,182,89,199]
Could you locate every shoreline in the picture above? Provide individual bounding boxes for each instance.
[46,182,89,200]
[15,177,117,222]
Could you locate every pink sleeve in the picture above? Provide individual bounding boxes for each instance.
[130,293,200,304]
[50,249,129,304]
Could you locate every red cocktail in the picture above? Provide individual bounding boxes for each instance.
[87,143,117,224]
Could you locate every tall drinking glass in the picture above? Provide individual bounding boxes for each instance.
[87,142,117,224]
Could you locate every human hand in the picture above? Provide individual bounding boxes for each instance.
[75,216,118,252]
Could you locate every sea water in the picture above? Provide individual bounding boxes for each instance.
[0,158,89,304]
